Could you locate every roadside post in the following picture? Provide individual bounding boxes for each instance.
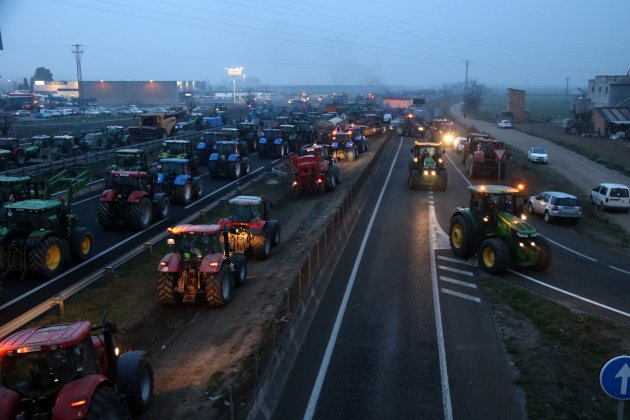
[493,147,507,182]
[599,355,630,420]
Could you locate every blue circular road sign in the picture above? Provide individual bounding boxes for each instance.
[600,355,630,400]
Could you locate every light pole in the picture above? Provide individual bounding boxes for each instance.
[225,66,244,104]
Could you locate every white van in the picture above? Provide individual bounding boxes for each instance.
[591,183,630,212]
[61,108,74,116]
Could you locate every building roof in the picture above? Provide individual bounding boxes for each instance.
[594,107,630,124]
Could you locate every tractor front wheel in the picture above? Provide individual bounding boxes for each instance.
[205,265,232,306]
[87,386,130,419]
[175,182,193,204]
[158,272,182,305]
[70,227,93,261]
[478,238,510,275]
[449,214,474,258]
[30,236,65,279]
[252,229,272,260]
[124,357,154,414]
[231,254,248,287]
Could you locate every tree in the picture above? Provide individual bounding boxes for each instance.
[0,110,14,136]
[17,77,30,91]
[462,80,485,113]
[33,67,53,82]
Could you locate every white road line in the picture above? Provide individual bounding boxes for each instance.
[303,137,403,420]
[609,265,630,275]
[445,152,471,186]
[441,288,481,303]
[542,236,598,262]
[438,265,474,276]
[429,178,454,420]
[437,255,477,267]
[440,276,477,289]
[509,270,630,318]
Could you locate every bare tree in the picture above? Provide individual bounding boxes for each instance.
[0,109,14,136]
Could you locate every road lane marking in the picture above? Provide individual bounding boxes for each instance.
[609,265,630,275]
[444,152,471,186]
[441,288,481,303]
[438,265,474,276]
[509,270,630,318]
[437,255,477,266]
[303,136,403,420]
[542,236,598,262]
[440,276,477,289]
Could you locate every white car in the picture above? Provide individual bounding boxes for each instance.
[497,120,512,128]
[527,146,548,164]
[455,136,468,153]
[84,108,100,116]
[591,183,630,212]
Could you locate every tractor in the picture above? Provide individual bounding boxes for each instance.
[462,133,507,180]
[89,126,129,152]
[97,170,171,231]
[154,158,203,205]
[157,224,247,306]
[288,144,340,193]
[400,115,428,138]
[217,195,281,260]
[408,141,448,191]
[208,140,250,179]
[0,175,42,206]
[237,122,259,152]
[159,139,200,175]
[348,125,369,153]
[0,137,27,166]
[449,184,552,275]
[330,131,359,161]
[51,135,83,158]
[108,148,151,172]
[0,312,153,418]
[258,128,288,158]
[0,169,93,279]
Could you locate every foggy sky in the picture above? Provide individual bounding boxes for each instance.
[1,0,629,89]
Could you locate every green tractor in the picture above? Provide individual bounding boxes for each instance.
[449,185,551,275]
[408,141,447,191]
[0,169,92,279]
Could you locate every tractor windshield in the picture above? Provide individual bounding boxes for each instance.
[7,209,57,231]
[2,349,76,397]
[164,142,186,155]
[160,161,184,174]
[116,154,141,168]
[112,174,144,192]
[216,143,236,156]
[488,194,516,214]
[229,204,259,223]
[175,234,222,257]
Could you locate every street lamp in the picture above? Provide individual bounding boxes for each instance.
[225,66,244,104]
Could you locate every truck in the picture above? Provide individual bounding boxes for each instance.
[128,112,177,141]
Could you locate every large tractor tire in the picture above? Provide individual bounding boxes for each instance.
[478,238,510,275]
[174,181,193,204]
[228,160,242,179]
[30,236,65,279]
[194,180,203,197]
[533,236,552,270]
[153,195,171,220]
[325,173,337,191]
[345,147,357,161]
[96,202,116,229]
[205,265,232,306]
[231,254,248,287]
[129,197,152,230]
[86,386,130,419]
[121,356,154,414]
[269,221,281,246]
[449,214,474,258]
[70,227,93,261]
[252,229,272,260]
[408,169,421,190]
[158,272,182,305]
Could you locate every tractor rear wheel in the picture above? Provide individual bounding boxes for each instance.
[30,236,65,279]
[325,173,337,191]
[534,236,552,270]
[124,357,154,414]
[129,197,152,230]
[158,272,182,305]
[97,202,116,229]
[478,238,510,275]
[153,196,171,220]
[345,147,357,161]
[229,160,242,179]
[175,182,192,204]
[269,222,281,246]
[231,254,247,287]
[70,227,93,261]
[86,386,129,419]
[252,229,272,260]
[205,265,232,306]
[449,214,474,258]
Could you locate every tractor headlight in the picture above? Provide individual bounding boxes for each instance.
[431,170,436,176]
[413,157,418,163]
[423,170,428,175]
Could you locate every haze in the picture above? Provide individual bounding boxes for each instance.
[1,0,629,89]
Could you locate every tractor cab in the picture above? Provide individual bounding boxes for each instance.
[227,195,268,224]
[412,141,445,169]
[166,224,224,258]
[112,148,149,171]
[468,185,527,224]
[3,200,65,233]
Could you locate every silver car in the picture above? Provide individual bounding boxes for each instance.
[528,191,582,223]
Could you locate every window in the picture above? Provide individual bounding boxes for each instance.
[610,188,629,198]
[600,186,608,195]
[605,87,609,94]
[599,87,602,93]
[556,197,579,206]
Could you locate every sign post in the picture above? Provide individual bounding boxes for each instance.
[493,147,507,182]
[600,355,630,420]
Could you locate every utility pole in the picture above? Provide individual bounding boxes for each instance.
[464,60,470,91]
[72,44,83,109]
[565,77,570,103]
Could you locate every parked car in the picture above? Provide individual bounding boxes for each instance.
[591,183,630,212]
[497,119,512,128]
[527,146,548,163]
[455,136,468,153]
[85,108,100,116]
[118,107,131,114]
[13,109,30,117]
[528,191,582,223]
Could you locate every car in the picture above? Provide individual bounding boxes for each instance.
[13,109,30,117]
[117,107,131,114]
[591,183,630,212]
[84,108,100,116]
[527,146,548,163]
[98,106,112,115]
[497,120,512,128]
[528,191,582,223]
[455,136,468,153]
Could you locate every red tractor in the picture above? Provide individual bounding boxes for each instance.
[0,313,153,419]
[217,195,281,260]
[157,224,247,306]
[97,170,171,230]
[289,144,341,193]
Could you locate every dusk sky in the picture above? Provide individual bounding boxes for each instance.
[1,0,629,89]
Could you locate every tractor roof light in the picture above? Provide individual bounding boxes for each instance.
[517,183,525,190]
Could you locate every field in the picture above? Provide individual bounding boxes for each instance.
[476,92,572,122]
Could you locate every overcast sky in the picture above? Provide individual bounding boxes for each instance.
[1,0,629,89]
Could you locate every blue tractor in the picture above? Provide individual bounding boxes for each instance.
[154,158,203,204]
[258,128,288,158]
[208,140,250,179]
